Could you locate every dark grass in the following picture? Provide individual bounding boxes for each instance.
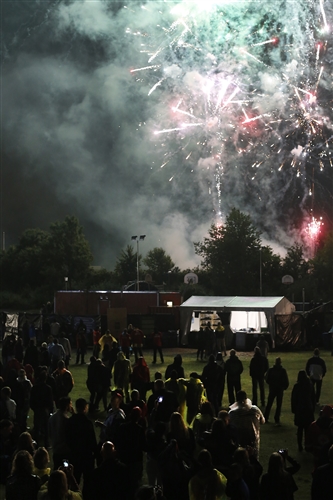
[2,347,331,499]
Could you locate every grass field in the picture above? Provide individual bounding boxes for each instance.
[64,346,333,500]
[2,347,331,499]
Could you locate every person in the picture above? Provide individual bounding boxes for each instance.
[192,401,215,443]
[94,359,112,413]
[228,390,265,459]
[38,468,82,500]
[39,343,51,369]
[147,379,179,425]
[185,372,204,426]
[264,357,289,426]
[305,348,327,405]
[152,330,164,364]
[197,328,205,361]
[95,392,126,446]
[0,386,17,421]
[145,421,167,489]
[131,327,144,363]
[205,323,216,357]
[49,339,66,373]
[225,350,243,405]
[119,328,131,360]
[249,347,268,407]
[132,357,150,401]
[259,452,298,500]
[113,351,132,402]
[115,407,146,495]
[33,446,51,483]
[75,327,87,365]
[202,416,237,471]
[58,332,72,369]
[256,335,269,358]
[305,405,333,466]
[86,357,99,411]
[15,431,37,458]
[311,444,333,500]
[48,397,73,470]
[0,419,15,484]
[225,463,250,500]
[5,450,41,500]
[82,441,129,500]
[201,354,225,414]
[188,448,227,500]
[66,398,97,486]
[24,340,39,371]
[99,330,118,364]
[167,411,195,459]
[52,361,74,407]
[165,354,185,380]
[92,327,101,358]
[291,370,315,451]
[17,368,33,431]
[30,371,53,448]
[215,322,226,356]
[232,447,263,500]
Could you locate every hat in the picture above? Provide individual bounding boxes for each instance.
[321,405,333,418]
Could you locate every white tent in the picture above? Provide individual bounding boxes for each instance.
[180,296,295,343]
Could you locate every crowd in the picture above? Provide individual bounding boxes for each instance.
[0,323,332,500]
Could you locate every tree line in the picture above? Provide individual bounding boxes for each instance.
[0,210,332,309]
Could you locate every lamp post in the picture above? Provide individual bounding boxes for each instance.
[131,235,146,291]
[64,277,68,291]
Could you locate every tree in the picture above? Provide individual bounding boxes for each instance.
[43,216,93,290]
[113,245,139,286]
[143,247,174,283]
[310,231,333,301]
[194,208,262,295]
[282,243,310,279]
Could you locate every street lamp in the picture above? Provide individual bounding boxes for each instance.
[64,277,68,291]
[131,235,146,291]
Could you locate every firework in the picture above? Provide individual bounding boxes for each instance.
[129,0,333,233]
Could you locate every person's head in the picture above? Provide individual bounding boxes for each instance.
[33,447,49,470]
[217,409,230,426]
[169,412,187,437]
[41,342,48,350]
[173,354,182,366]
[58,397,71,413]
[297,370,309,384]
[75,398,88,414]
[17,431,35,453]
[1,386,11,400]
[154,379,165,392]
[57,360,65,370]
[267,452,284,475]
[228,463,243,481]
[110,392,122,409]
[216,352,223,363]
[254,346,261,355]
[197,449,213,469]
[0,419,14,438]
[131,389,140,401]
[275,357,282,366]
[54,338,58,345]
[200,401,215,417]
[38,370,48,383]
[17,369,27,381]
[189,372,200,379]
[135,485,157,500]
[314,348,320,357]
[47,470,68,500]
[11,450,34,476]
[170,369,178,381]
[233,447,250,467]
[154,372,162,380]
[230,349,236,357]
[117,351,125,360]
[208,354,215,363]
[236,390,247,403]
[101,441,116,461]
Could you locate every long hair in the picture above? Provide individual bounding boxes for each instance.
[170,412,189,440]
[47,470,68,500]
[11,450,34,476]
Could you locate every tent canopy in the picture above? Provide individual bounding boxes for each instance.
[180,296,295,343]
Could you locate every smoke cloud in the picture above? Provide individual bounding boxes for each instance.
[2,1,333,270]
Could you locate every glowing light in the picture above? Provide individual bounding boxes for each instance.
[306,216,324,240]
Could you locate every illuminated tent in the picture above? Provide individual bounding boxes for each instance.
[180,296,295,345]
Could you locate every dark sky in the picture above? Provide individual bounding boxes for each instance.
[1,1,333,269]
